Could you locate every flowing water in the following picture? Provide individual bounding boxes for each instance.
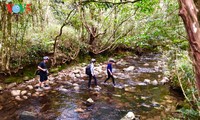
[0,53,183,120]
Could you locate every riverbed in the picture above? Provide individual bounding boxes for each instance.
[0,53,183,120]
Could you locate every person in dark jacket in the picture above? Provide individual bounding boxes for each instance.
[37,56,49,89]
[104,59,116,86]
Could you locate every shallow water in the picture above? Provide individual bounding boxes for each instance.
[0,53,182,120]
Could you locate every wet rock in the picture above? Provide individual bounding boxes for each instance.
[144,79,151,84]
[19,111,37,120]
[27,85,33,90]
[74,108,84,113]
[11,90,21,96]
[123,66,135,72]
[15,96,23,101]
[151,80,158,86]
[120,112,135,120]
[21,90,27,95]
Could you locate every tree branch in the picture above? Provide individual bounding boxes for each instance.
[81,0,141,5]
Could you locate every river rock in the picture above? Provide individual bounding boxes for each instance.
[7,82,17,89]
[143,63,149,66]
[15,96,23,101]
[87,98,94,103]
[73,70,80,74]
[23,96,28,99]
[74,86,79,91]
[151,80,158,85]
[137,82,147,86]
[73,83,79,87]
[68,73,75,78]
[19,111,37,120]
[27,93,32,96]
[120,112,135,120]
[75,74,81,78]
[160,77,169,85]
[27,85,33,90]
[123,66,135,72]
[11,90,21,96]
[21,90,27,95]
[144,79,151,84]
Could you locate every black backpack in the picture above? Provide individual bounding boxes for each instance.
[85,64,91,75]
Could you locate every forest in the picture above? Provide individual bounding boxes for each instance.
[0,0,200,119]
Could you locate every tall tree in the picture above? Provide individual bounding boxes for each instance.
[178,0,200,95]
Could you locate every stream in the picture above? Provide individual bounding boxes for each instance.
[0,53,183,120]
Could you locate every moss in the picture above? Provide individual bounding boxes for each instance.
[4,77,23,84]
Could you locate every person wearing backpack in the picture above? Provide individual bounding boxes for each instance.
[87,58,98,89]
[104,59,116,86]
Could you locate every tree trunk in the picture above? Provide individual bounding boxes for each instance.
[178,0,200,95]
[194,0,200,23]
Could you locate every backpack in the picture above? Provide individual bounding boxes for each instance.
[85,64,91,75]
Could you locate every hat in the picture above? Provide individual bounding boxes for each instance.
[91,58,96,62]
[109,58,115,63]
[43,56,49,60]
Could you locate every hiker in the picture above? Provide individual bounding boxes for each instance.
[37,56,49,89]
[88,58,98,89]
[104,59,116,86]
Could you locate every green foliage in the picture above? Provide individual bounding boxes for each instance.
[178,108,200,119]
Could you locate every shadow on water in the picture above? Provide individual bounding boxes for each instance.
[0,53,183,120]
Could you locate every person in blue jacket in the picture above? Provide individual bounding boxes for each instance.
[104,59,116,86]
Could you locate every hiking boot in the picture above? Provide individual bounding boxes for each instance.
[44,85,49,87]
